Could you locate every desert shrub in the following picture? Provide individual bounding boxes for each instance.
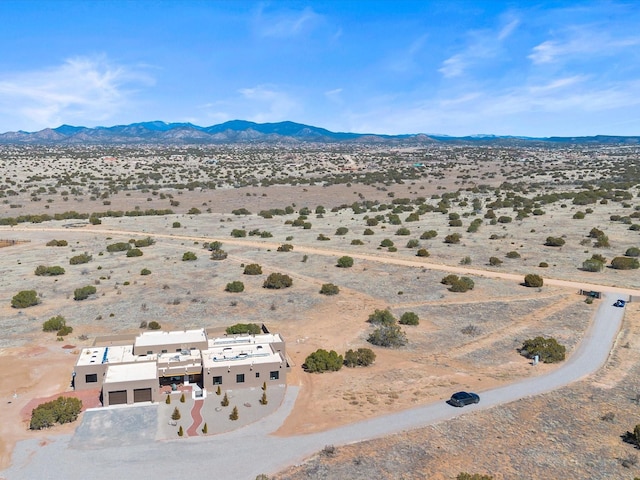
[74,285,97,301]
[399,311,419,325]
[106,242,131,252]
[449,276,475,292]
[188,207,201,215]
[171,407,181,420]
[344,348,376,367]
[226,323,261,335]
[43,315,66,332]
[148,321,161,330]
[367,309,396,326]
[625,247,640,257]
[126,248,143,257]
[519,336,566,363]
[380,239,394,247]
[316,234,330,241]
[210,250,228,260]
[396,227,410,236]
[582,257,605,272]
[457,474,494,480]
[506,251,521,258]
[489,256,503,266]
[363,228,375,235]
[172,221,181,228]
[229,406,239,420]
[611,256,640,270]
[444,233,461,244]
[140,268,152,275]
[538,262,549,268]
[406,212,420,222]
[335,227,349,235]
[420,230,438,240]
[134,237,155,247]
[460,256,472,265]
[337,256,354,268]
[594,234,610,248]
[243,263,263,275]
[303,349,343,373]
[367,324,407,348]
[524,274,544,287]
[11,290,39,308]
[277,244,294,252]
[416,248,430,257]
[57,325,73,336]
[232,208,251,215]
[230,229,246,238]
[449,219,463,227]
[406,239,419,248]
[588,227,604,238]
[46,239,68,247]
[30,396,82,430]
[69,253,92,265]
[545,236,565,247]
[497,216,512,223]
[182,251,197,261]
[573,211,585,219]
[319,283,340,295]
[351,239,364,245]
[35,265,65,276]
[263,273,293,289]
[225,281,245,293]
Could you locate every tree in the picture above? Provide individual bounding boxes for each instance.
[225,281,245,293]
[336,256,354,268]
[524,274,544,287]
[260,391,268,405]
[399,312,419,325]
[202,422,208,434]
[178,426,184,437]
[30,396,82,430]
[226,323,261,335]
[344,348,376,367]
[303,349,343,373]
[320,283,340,295]
[519,336,565,363]
[229,406,239,420]
[611,257,640,270]
[368,325,408,348]
[74,285,97,301]
[12,290,39,308]
[367,309,396,326]
[182,251,197,261]
[221,392,229,406]
[43,315,66,332]
[263,273,293,289]
[171,407,181,420]
[243,263,262,275]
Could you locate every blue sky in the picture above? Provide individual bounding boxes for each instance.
[0,0,639,136]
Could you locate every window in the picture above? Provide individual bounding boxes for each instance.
[212,376,222,385]
[236,374,245,383]
[270,371,279,380]
[147,351,153,355]
[255,372,260,378]
[85,373,98,383]
[161,349,167,353]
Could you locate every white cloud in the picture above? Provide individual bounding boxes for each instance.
[237,85,298,122]
[253,6,321,38]
[0,56,152,130]
[438,55,466,78]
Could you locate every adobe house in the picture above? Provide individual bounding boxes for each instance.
[73,327,289,406]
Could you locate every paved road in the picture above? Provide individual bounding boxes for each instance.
[2,292,628,480]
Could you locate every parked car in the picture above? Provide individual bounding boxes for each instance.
[613,299,626,308]
[449,391,480,407]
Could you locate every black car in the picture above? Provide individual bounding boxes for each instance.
[449,391,480,407]
[613,299,626,308]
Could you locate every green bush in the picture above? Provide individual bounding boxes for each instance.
[69,253,92,265]
[396,227,410,236]
[30,396,82,430]
[172,221,181,228]
[126,248,143,257]
[545,236,565,247]
[367,309,396,326]
[57,325,73,336]
[182,251,197,261]
[457,474,494,480]
[320,283,340,295]
[524,274,544,287]
[366,218,379,226]
[582,258,604,272]
[46,239,68,247]
[416,248,430,257]
[303,349,343,373]
[519,336,565,363]
[140,268,152,275]
[74,285,97,301]
[230,229,247,238]
[43,315,66,332]
[277,244,294,252]
[625,247,640,257]
[316,234,330,241]
[134,237,155,247]
[210,250,228,260]
[148,321,161,330]
[444,233,461,244]
[35,265,65,276]
[225,281,245,293]
[367,324,408,348]
[335,227,349,235]
[420,230,438,240]
[611,256,640,270]
[11,290,39,308]
[351,239,364,245]
[363,228,375,235]
[442,275,475,292]
[226,323,261,335]
[229,406,239,420]
[506,251,521,259]
[232,208,251,215]
[406,239,419,248]
[263,273,293,289]
[489,256,503,266]
[380,239,394,247]
[243,263,263,275]
[399,312,419,325]
[106,242,131,252]
[449,219,463,227]
[344,348,376,367]
[171,407,181,420]
[497,216,512,223]
[337,256,354,268]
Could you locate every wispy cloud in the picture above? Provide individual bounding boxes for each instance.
[253,5,322,38]
[0,56,152,130]
[237,85,298,122]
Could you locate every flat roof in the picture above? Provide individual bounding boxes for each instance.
[76,347,108,367]
[202,343,283,370]
[104,362,157,384]
[135,329,207,348]
[208,333,283,348]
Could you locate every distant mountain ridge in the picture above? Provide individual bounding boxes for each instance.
[0,120,638,145]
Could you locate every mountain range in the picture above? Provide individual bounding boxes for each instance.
[0,120,638,145]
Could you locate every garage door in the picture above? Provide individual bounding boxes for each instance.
[133,388,152,403]
[108,390,127,405]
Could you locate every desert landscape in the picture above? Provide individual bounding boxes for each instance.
[0,141,639,478]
